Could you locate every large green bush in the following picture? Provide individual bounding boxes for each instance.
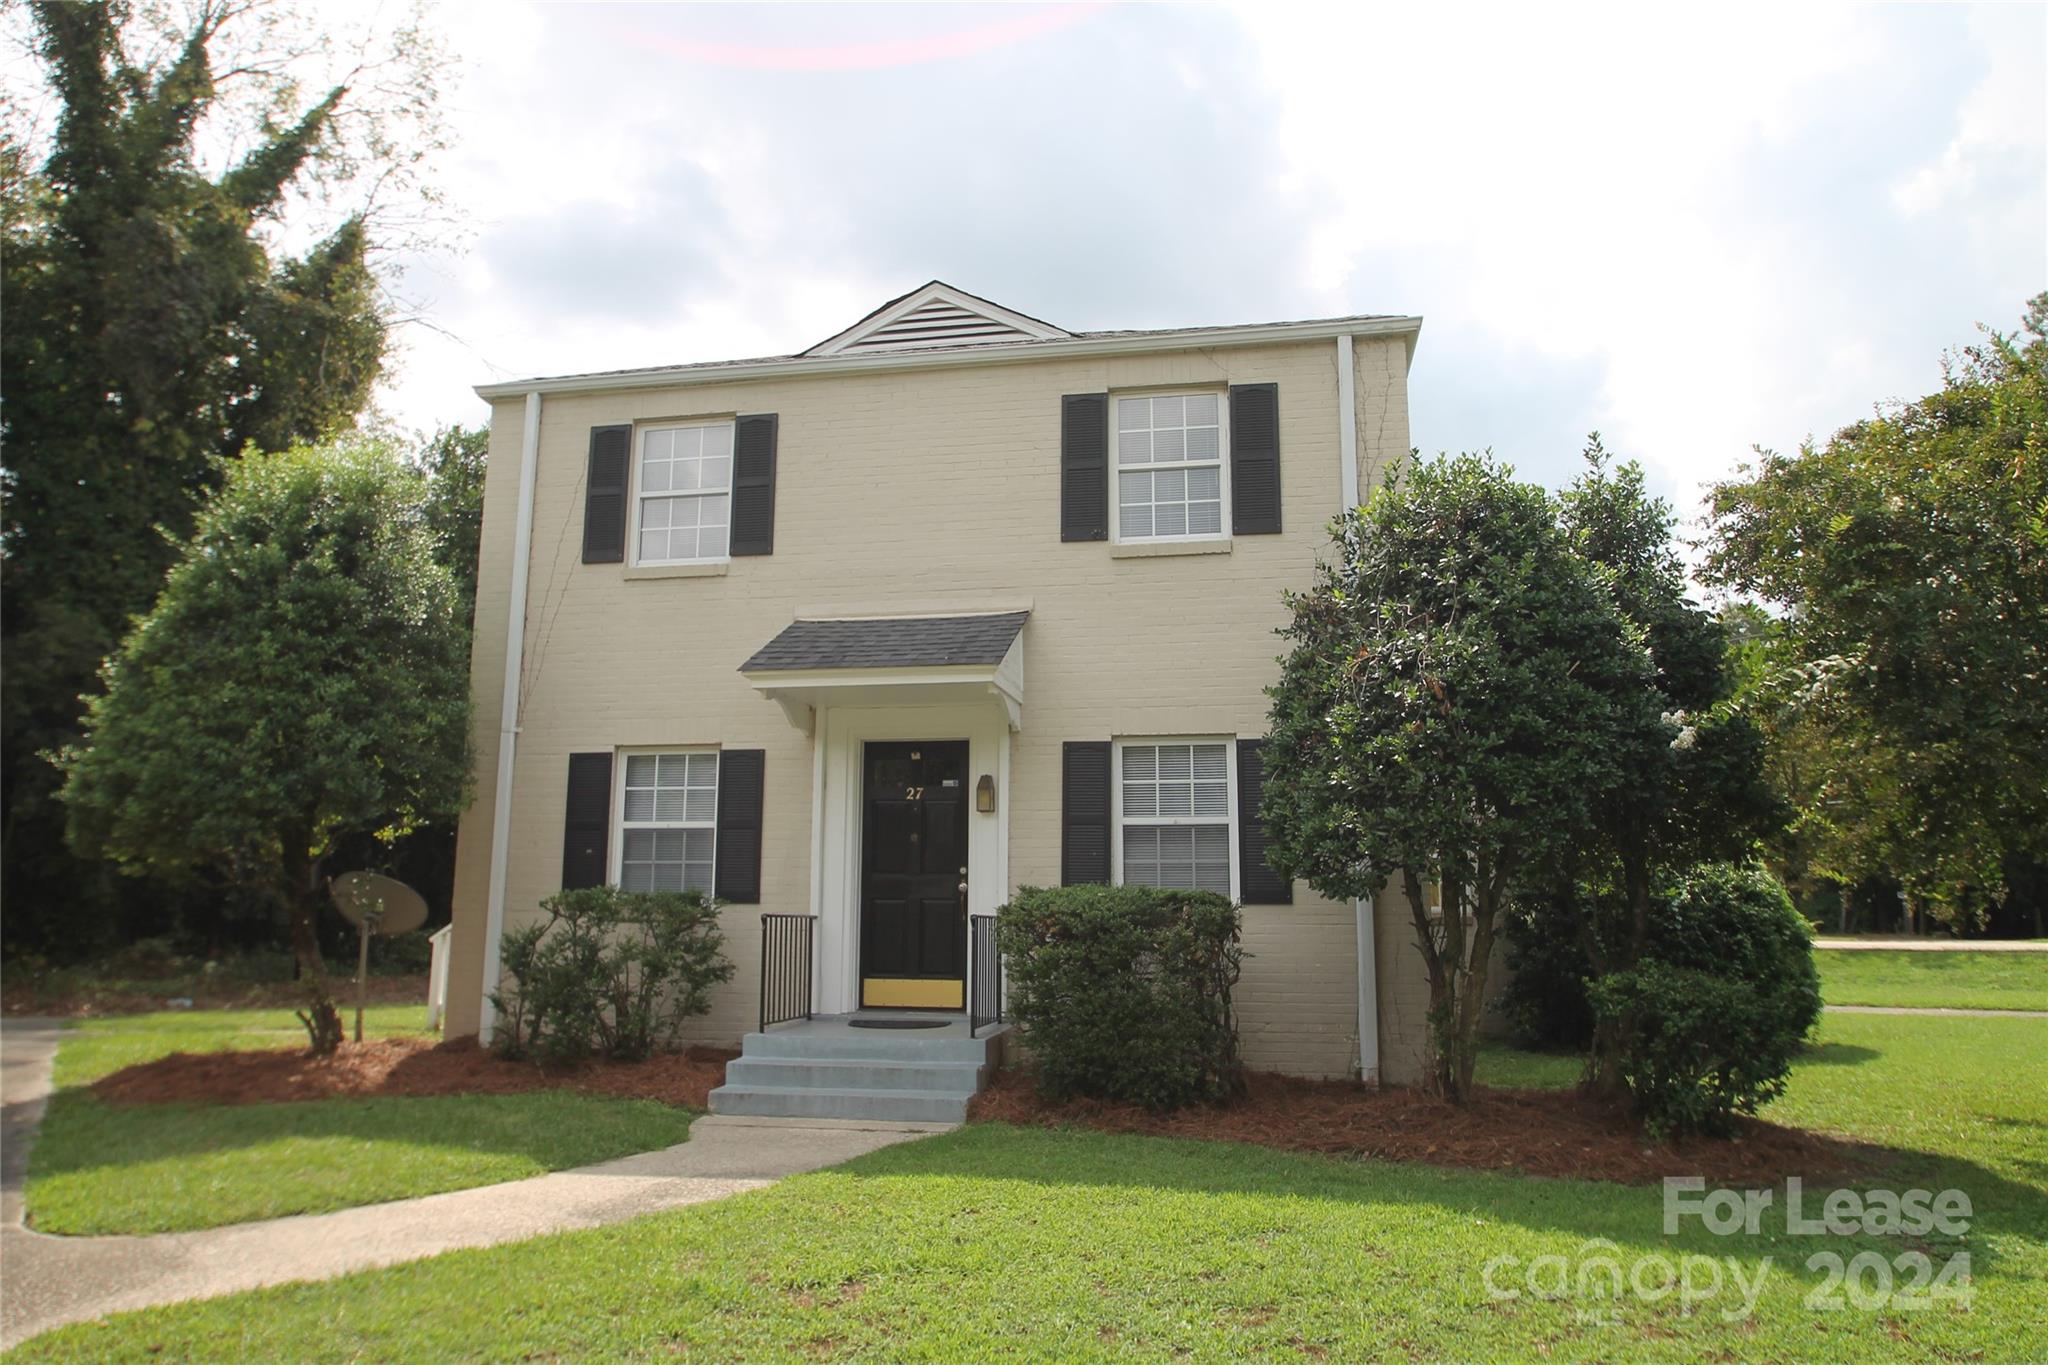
[1585,863,1821,1135]
[491,887,734,1064]
[996,885,1244,1110]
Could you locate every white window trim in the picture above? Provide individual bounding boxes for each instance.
[1111,735,1239,902]
[631,419,736,569]
[1109,388,1231,546]
[609,745,721,892]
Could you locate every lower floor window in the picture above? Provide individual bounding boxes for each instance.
[618,751,718,892]
[1117,739,1234,897]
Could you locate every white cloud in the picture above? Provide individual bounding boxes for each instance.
[369,0,2045,538]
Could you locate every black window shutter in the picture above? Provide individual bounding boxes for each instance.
[1060,393,1108,542]
[581,426,632,564]
[1236,739,1293,904]
[730,414,778,556]
[1229,384,1282,535]
[714,749,765,903]
[561,752,614,889]
[1061,741,1113,885]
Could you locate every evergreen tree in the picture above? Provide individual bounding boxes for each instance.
[62,440,472,1051]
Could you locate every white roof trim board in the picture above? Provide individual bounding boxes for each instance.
[476,280,1422,400]
[804,281,1070,356]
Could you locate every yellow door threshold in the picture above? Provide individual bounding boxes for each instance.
[861,978,965,1009]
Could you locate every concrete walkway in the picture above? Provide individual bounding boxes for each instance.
[1813,937,2048,951]
[0,1018,949,1350]
[1827,1003,2048,1018]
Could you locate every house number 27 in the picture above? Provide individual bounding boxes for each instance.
[904,786,925,801]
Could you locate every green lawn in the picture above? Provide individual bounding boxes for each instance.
[24,1007,698,1236]
[1816,948,2048,1011]
[21,1012,2044,1361]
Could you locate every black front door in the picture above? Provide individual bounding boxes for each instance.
[860,741,969,1009]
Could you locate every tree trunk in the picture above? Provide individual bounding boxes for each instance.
[281,821,342,1055]
[1403,869,1457,1099]
[1585,846,1649,1102]
[1451,864,1502,1101]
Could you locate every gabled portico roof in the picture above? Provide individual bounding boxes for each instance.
[740,611,1029,734]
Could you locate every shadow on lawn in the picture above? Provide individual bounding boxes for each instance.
[1794,1041,1882,1067]
[838,1122,2047,1280]
[24,1083,690,1193]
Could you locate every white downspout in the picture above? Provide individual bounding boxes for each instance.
[479,390,544,1043]
[1336,335,1378,1082]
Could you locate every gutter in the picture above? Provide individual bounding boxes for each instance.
[479,390,543,1043]
[476,314,1423,402]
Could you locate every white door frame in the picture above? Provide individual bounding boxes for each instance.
[810,701,1011,1016]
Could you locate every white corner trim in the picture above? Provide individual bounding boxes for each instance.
[480,391,543,1044]
[1336,334,1360,513]
[1355,894,1380,1084]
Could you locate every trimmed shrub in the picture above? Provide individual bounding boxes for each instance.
[1586,863,1822,1135]
[996,884,1244,1110]
[490,887,734,1064]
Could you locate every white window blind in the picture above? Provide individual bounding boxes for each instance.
[1118,740,1233,896]
[636,423,733,563]
[618,751,718,893]
[1116,393,1224,540]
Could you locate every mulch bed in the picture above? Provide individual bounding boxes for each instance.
[93,1043,1873,1188]
[969,1068,1877,1187]
[90,1037,736,1110]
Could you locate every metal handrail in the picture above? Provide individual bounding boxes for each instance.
[759,913,816,1032]
[969,912,1002,1035]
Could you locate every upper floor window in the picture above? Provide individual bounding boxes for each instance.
[616,750,719,893]
[635,422,733,565]
[1114,738,1236,898]
[1115,393,1226,542]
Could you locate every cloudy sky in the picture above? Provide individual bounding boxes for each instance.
[381,2,2043,517]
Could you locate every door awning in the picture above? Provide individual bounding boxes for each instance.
[740,611,1028,733]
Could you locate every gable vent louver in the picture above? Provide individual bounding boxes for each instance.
[840,299,1039,352]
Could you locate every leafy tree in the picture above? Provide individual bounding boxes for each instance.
[1545,441,1784,1093]
[1,0,444,959]
[1262,453,1648,1101]
[416,424,489,628]
[1703,297,2048,924]
[61,440,472,1051]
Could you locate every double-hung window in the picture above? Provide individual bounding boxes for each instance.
[617,751,718,893]
[635,421,733,564]
[1115,739,1236,898]
[1115,392,1226,541]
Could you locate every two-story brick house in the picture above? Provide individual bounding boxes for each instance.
[442,282,1440,1111]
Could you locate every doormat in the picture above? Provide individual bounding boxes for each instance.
[848,1019,950,1030]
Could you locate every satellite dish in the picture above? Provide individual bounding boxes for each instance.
[331,872,428,936]
[330,872,431,1044]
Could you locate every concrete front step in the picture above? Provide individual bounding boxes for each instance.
[737,1030,994,1064]
[708,1083,975,1124]
[707,1016,1010,1122]
[724,1055,987,1094]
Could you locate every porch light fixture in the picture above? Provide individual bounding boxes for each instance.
[975,774,996,814]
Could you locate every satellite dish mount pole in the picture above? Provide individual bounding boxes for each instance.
[354,902,384,1044]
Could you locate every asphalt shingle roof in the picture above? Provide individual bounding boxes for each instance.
[740,612,1029,673]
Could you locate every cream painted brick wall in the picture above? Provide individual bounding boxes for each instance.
[448,333,1413,1077]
